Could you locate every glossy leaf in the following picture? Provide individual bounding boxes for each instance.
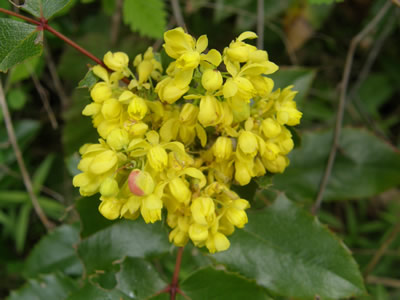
[15,203,32,253]
[123,0,166,39]
[77,219,170,274]
[24,223,82,277]
[0,19,42,73]
[32,154,55,194]
[21,0,71,19]
[116,257,167,299]
[179,267,272,300]
[273,128,400,202]
[7,273,78,300]
[213,194,365,299]
[75,196,114,238]
[65,282,127,300]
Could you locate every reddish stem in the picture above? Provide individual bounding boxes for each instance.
[0,8,40,25]
[170,247,184,300]
[0,8,131,85]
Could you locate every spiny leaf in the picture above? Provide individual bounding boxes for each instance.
[0,19,42,73]
[122,0,166,39]
[21,0,71,19]
[213,194,366,300]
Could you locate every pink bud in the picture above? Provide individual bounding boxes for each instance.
[128,170,145,196]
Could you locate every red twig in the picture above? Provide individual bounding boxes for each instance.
[0,7,40,25]
[170,247,184,300]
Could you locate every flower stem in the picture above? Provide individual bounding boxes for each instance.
[170,247,184,300]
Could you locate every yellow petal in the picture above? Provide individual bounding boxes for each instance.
[201,49,221,66]
[237,31,258,41]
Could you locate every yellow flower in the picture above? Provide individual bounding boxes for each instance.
[191,197,215,226]
[100,177,119,197]
[213,137,233,161]
[99,199,122,220]
[201,69,223,92]
[198,95,222,127]
[104,51,130,76]
[128,96,148,120]
[206,232,230,253]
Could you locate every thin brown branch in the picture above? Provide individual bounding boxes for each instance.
[44,41,69,110]
[0,82,54,231]
[363,221,400,278]
[256,0,264,49]
[170,0,185,29]
[367,275,400,288]
[311,0,393,215]
[26,62,58,129]
[110,0,123,46]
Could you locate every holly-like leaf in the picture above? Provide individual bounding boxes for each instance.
[273,128,400,202]
[7,273,78,300]
[180,267,272,300]
[77,219,170,274]
[122,0,166,39]
[24,223,82,277]
[21,0,71,19]
[0,19,42,73]
[213,194,365,300]
[116,257,167,299]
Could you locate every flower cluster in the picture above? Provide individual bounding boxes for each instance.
[73,28,302,253]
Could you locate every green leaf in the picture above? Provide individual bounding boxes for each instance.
[24,223,83,277]
[7,273,78,300]
[273,128,400,202]
[213,194,365,299]
[116,257,167,299]
[32,154,55,194]
[77,219,170,274]
[0,19,42,73]
[21,0,71,19]
[78,69,98,89]
[122,0,166,39]
[75,196,114,238]
[65,283,128,300]
[269,67,316,105]
[15,203,32,253]
[179,267,272,300]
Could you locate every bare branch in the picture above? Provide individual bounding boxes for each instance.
[170,0,185,29]
[312,0,393,215]
[0,82,54,231]
[256,0,264,49]
[110,0,123,46]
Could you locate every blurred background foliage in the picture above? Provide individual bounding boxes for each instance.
[1,0,400,299]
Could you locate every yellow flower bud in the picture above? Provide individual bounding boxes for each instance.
[238,131,258,156]
[169,177,191,203]
[99,200,121,220]
[263,142,280,161]
[72,172,91,188]
[227,46,250,62]
[169,227,189,247]
[91,82,112,103]
[188,223,209,244]
[179,103,198,125]
[102,98,121,120]
[128,97,148,120]
[104,51,129,72]
[130,122,148,137]
[107,128,129,150]
[276,102,302,126]
[263,155,288,173]
[213,137,232,161]
[100,177,119,197]
[218,216,235,236]
[148,145,168,171]
[176,51,200,70]
[137,60,153,83]
[128,169,155,196]
[206,232,230,253]
[119,90,135,104]
[261,118,281,138]
[156,77,189,104]
[234,160,252,185]
[89,150,118,174]
[198,95,221,127]
[201,69,223,91]
[141,194,162,223]
[82,103,101,116]
[226,207,248,228]
[191,197,215,225]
